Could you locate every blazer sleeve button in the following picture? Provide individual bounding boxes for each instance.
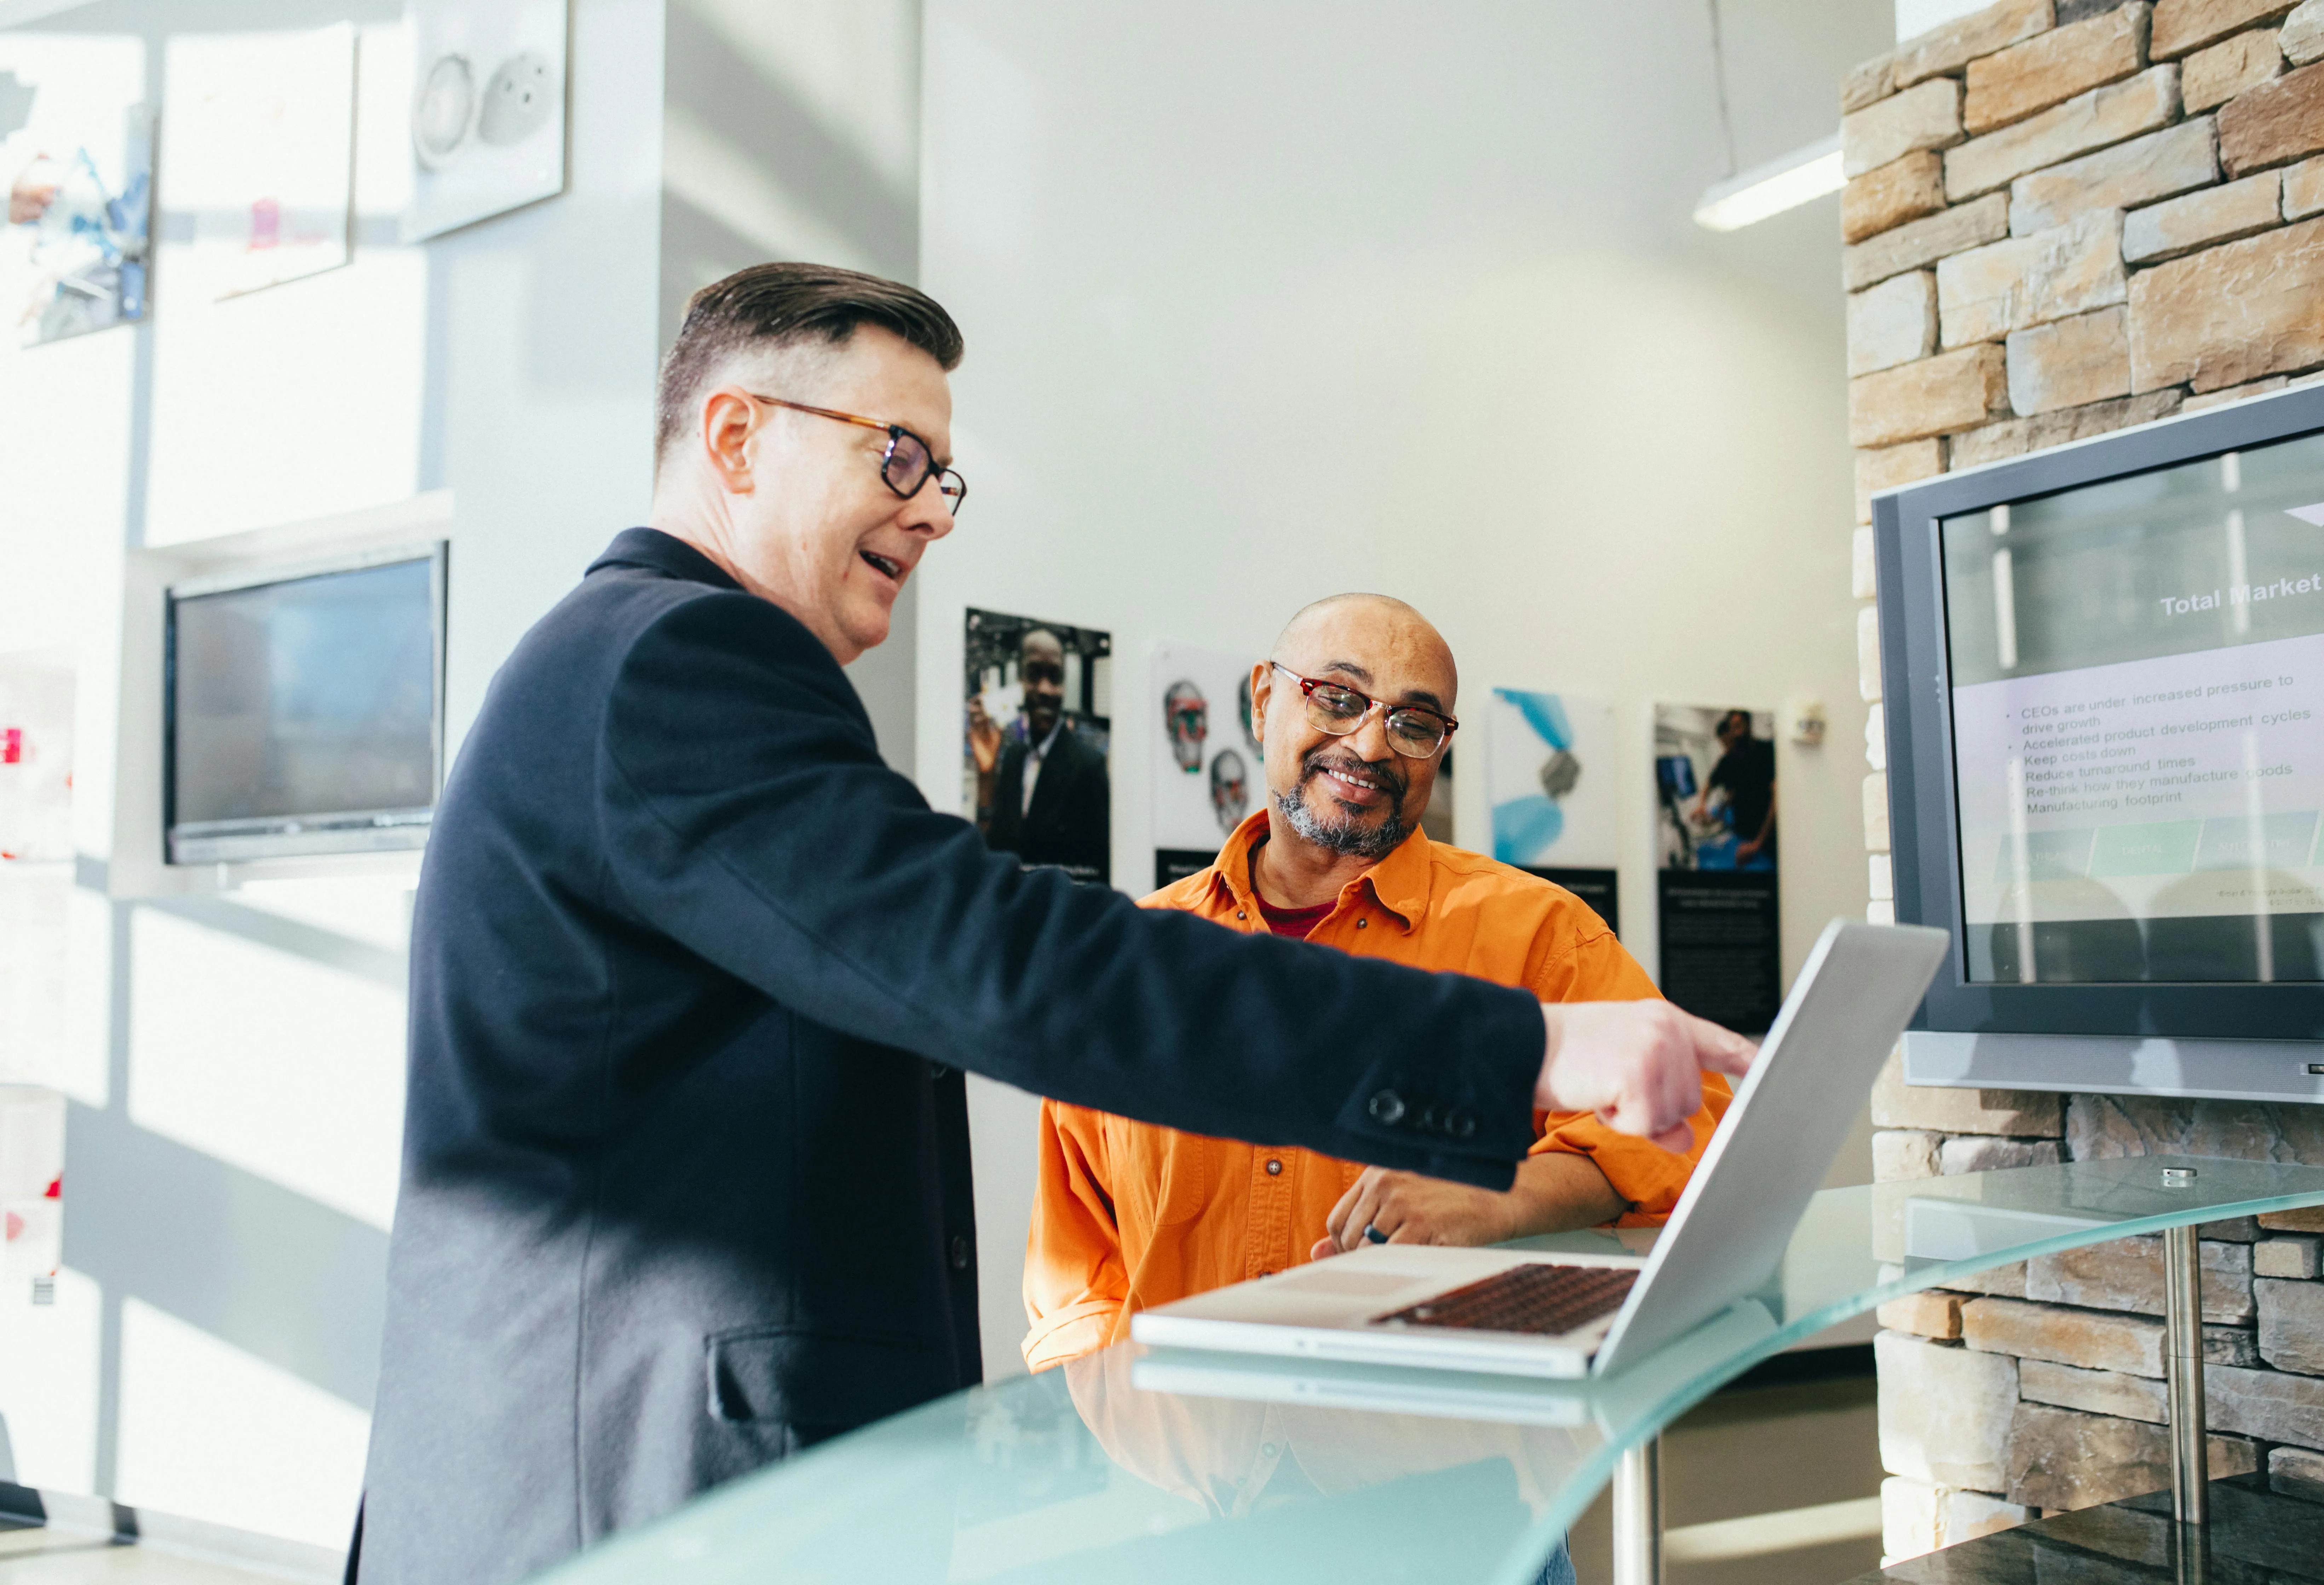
[950,1234,971,1270]
[1449,1109,1477,1140]
[1368,1089,1406,1125]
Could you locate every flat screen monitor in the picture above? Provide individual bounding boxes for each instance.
[1875,386,2324,1103]
[166,545,446,865]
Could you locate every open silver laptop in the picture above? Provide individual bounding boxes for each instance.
[1130,917,1948,1379]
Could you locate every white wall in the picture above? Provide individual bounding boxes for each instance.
[1896,0,1995,44]
[0,0,666,1553]
[659,0,925,768]
[920,0,1891,1381]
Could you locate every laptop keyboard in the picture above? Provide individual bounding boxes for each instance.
[1374,1263,1638,1336]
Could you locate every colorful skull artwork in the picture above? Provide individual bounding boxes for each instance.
[1164,680,1208,772]
[1209,748,1249,834]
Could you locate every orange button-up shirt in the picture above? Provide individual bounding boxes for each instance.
[1022,811,1732,1372]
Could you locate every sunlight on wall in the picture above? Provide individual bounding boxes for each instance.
[0,1264,99,1493]
[115,1296,368,1550]
[128,901,405,1232]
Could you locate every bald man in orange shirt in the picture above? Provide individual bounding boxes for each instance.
[1022,595,1734,1371]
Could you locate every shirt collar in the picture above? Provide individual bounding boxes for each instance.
[1207,809,1435,930]
[1028,716,1066,759]
[586,527,744,592]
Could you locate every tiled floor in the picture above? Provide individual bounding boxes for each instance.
[0,1526,290,1583]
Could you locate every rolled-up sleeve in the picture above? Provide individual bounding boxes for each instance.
[1523,924,1734,1226]
[1023,1101,1129,1372]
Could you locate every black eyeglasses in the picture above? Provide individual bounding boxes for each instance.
[744,394,967,515]
[1270,663,1457,758]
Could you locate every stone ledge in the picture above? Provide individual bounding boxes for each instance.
[1851,344,2012,446]
[1946,387,2185,467]
[1947,65,2182,200]
[1848,77,1968,178]
[1846,192,2013,292]
[1895,0,2057,90]
[1846,151,1950,245]
[2207,1360,2324,1447]
[2183,23,2287,111]
[1962,1295,2167,1374]
[2153,0,2298,60]
[2257,1274,2324,1372]
[1870,1051,2064,1135]
[2218,56,2324,172]
[2257,1234,2323,1278]
[1877,1327,2020,1490]
[2024,1232,2255,1324]
[2009,116,2218,235]
[1967,5,2154,134]
[2006,1402,2259,1509]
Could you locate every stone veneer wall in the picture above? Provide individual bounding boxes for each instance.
[1839,0,2324,1563]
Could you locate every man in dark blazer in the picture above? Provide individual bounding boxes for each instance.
[984,628,1110,881]
[351,264,1754,1585]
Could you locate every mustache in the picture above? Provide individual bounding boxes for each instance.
[1299,746,1407,805]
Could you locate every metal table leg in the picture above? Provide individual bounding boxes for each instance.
[2163,1219,2208,1528]
[1612,1435,1662,1585]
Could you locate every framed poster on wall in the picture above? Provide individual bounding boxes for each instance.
[0,36,153,345]
[1488,688,1619,934]
[1151,642,1260,890]
[163,23,356,300]
[1653,703,1781,1033]
[965,609,1111,885]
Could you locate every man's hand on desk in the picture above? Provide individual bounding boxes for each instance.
[1312,1152,1628,1260]
[1537,1001,1757,1154]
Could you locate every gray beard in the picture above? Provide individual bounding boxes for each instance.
[1276,776,1409,860]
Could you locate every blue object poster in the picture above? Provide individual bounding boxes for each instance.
[1488,689,1615,869]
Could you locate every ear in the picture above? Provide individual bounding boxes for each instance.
[1248,661,1272,744]
[701,389,759,495]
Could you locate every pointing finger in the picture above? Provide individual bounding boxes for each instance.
[1692,1016,1760,1076]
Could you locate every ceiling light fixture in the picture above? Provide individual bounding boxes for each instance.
[1692,133,1845,231]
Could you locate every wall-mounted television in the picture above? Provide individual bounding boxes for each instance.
[165,544,446,865]
[1875,385,2324,1103]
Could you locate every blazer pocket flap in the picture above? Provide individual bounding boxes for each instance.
[706,1328,954,1429]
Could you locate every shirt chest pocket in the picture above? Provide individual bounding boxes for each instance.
[1101,1116,1211,1228]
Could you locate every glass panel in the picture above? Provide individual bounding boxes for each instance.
[531,1158,2324,1585]
[1940,432,2324,984]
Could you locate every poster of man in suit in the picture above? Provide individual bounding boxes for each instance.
[965,608,1111,883]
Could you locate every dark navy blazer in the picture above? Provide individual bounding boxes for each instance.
[355,529,1544,1584]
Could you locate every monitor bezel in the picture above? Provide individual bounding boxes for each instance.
[1875,381,2324,1042]
[163,541,448,866]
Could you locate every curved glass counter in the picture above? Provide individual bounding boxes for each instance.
[531,1156,2324,1585]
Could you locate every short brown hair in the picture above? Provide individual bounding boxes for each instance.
[654,262,965,466]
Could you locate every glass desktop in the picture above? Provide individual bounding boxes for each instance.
[529,1157,2324,1585]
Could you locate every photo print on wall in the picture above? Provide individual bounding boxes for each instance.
[401,0,569,242]
[163,23,356,301]
[1488,689,1620,936]
[1152,643,1261,890]
[1654,703,1781,1034]
[966,609,1112,885]
[0,36,152,345]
